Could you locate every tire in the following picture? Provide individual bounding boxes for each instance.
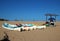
[28,29,30,31]
[20,28,23,32]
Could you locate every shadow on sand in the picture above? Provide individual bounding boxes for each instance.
[0,32,10,41]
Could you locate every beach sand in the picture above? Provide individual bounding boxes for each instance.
[0,21,60,41]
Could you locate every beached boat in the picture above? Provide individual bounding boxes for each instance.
[2,23,36,31]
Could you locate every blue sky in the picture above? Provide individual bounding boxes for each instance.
[0,0,60,21]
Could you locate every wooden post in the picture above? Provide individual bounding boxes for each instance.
[46,16,47,22]
[55,16,56,22]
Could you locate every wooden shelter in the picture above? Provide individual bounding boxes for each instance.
[45,13,58,22]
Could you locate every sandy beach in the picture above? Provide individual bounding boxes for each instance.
[0,21,60,41]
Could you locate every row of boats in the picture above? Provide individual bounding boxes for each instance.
[2,22,46,32]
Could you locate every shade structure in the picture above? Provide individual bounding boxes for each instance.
[45,13,59,22]
[45,13,58,16]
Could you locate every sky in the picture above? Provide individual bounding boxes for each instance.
[0,0,60,21]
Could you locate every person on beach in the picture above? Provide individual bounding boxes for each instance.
[48,17,55,26]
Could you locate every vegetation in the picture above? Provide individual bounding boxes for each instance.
[0,18,9,21]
